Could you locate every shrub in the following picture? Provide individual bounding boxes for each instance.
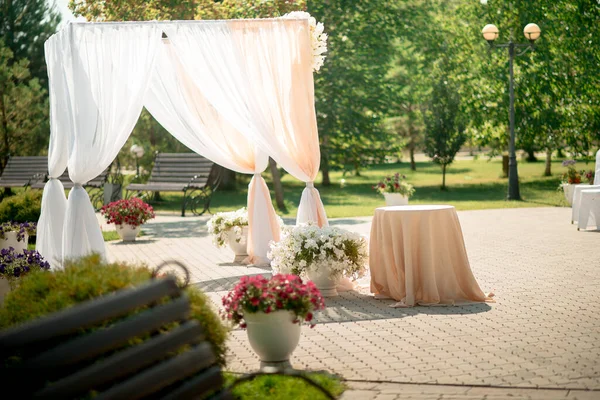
[0,190,42,223]
[0,254,228,365]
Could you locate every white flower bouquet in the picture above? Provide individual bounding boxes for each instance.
[283,11,328,72]
[207,208,249,248]
[268,222,368,280]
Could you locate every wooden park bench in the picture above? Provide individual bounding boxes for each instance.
[30,166,112,209]
[126,152,222,217]
[0,262,336,400]
[0,156,48,191]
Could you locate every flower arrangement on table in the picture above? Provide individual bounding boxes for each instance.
[207,207,249,248]
[282,11,327,72]
[372,173,415,197]
[100,198,155,228]
[0,222,36,243]
[221,274,325,329]
[268,223,368,281]
[0,247,50,278]
[560,160,595,186]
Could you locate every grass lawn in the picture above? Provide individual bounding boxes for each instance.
[146,158,572,218]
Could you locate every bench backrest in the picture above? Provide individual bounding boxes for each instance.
[0,156,48,186]
[0,277,226,399]
[150,153,216,187]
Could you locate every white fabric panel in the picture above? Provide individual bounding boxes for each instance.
[60,23,162,260]
[163,20,328,227]
[36,31,70,269]
[595,149,600,185]
[144,42,279,262]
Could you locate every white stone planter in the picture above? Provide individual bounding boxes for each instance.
[0,231,28,253]
[0,276,11,306]
[307,267,341,297]
[563,183,588,207]
[116,225,141,242]
[383,193,409,206]
[228,226,249,263]
[244,310,301,372]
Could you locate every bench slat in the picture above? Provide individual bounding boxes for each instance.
[0,278,180,350]
[94,343,216,400]
[161,365,224,400]
[28,296,191,368]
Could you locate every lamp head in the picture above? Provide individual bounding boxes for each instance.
[482,24,499,44]
[130,144,145,158]
[523,23,541,42]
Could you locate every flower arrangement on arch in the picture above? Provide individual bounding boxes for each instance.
[221,274,325,329]
[100,198,155,228]
[372,173,415,197]
[268,223,368,280]
[0,247,50,278]
[282,11,327,72]
[0,222,36,242]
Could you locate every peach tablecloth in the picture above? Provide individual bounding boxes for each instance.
[369,205,493,307]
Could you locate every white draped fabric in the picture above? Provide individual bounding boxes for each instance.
[594,149,600,185]
[36,32,70,268]
[39,18,326,265]
[44,23,163,263]
[163,19,328,227]
[144,42,280,264]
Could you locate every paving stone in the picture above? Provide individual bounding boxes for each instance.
[105,207,600,396]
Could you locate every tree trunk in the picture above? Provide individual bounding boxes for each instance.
[0,91,10,173]
[220,169,237,190]
[321,153,331,186]
[441,164,447,190]
[409,145,416,171]
[526,148,537,162]
[269,157,286,211]
[544,148,552,176]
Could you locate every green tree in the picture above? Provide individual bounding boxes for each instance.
[308,0,402,185]
[0,0,61,87]
[423,73,467,191]
[0,41,49,172]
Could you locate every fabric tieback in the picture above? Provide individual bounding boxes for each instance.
[306,181,314,188]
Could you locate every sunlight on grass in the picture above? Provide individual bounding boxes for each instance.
[101,230,145,242]
[146,159,572,218]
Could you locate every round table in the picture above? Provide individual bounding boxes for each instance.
[369,205,492,307]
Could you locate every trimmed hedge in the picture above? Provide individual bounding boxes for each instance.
[0,254,228,365]
[0,190,42,223]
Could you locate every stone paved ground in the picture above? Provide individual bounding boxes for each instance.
[105,207,600,399]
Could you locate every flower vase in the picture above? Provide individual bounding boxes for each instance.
[0,231,28,253]
[116,225,141,242]
[228,226,249,263]
[307,267,341,297]
[244,310,301,373]
[563,183,588,207]
[383,193,409,206]
[0,276,11,306]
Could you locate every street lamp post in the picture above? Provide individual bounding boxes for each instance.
[130,144,145,177]
[481,23,541,201]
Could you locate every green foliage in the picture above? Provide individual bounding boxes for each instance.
[0,254,229,365]
[224,372,345,400]
[309,1,402,180]
[423,74,467,189]
[0,41,49,172]
[0,0,61,86]
[0,190,42,223]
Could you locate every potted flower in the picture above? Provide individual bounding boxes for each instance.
[100,198,155,242]
[373,173,415,206]
[207,208,249,262]
[560,160,589,206]
[268,223,368,297]
[221,274,325,371]
[0,222,36,253]
[0,247,50,305]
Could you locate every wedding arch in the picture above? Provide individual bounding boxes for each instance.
[36,17,328,269]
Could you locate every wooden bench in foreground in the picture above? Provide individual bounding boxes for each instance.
[0,263,336,399]
[126,153,222,217]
